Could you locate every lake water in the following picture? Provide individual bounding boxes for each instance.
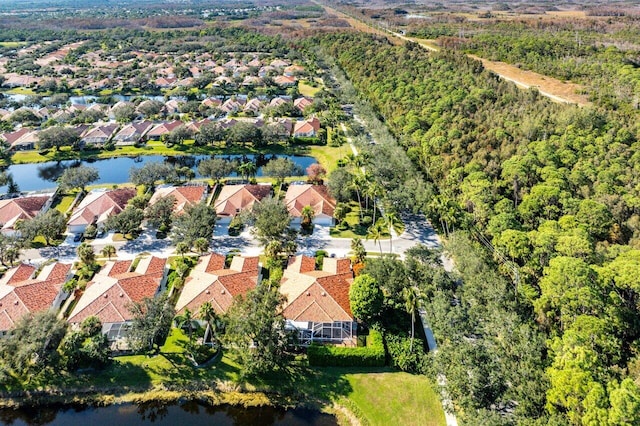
[3,154,315,192]
[0,401,338,426]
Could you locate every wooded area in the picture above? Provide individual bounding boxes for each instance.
[317,31,640,425]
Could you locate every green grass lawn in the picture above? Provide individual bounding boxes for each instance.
[52,192,78,214]
[10,140,343,166]
[299,80,321,98]
[341,371,446,426]
[0,41,26,47]
[5,87,36,95]
[2,328,446,425]
[307,145,350,173]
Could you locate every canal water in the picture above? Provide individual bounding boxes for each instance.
[3,154,314,192]
[0,401,338,425]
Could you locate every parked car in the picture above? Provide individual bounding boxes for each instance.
[73,234,83,242]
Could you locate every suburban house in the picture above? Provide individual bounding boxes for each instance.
[274,75,297,87]
[67,256,167,342]
[113,121,154,145]
[175,253,260,316]
[148,184,209,216]
[81,123,119,147]
[294,97,314,113]
[292,117,321,138]
[279,255,356,346]
[146,120,183,141]
[220,98,245,114]
[213,184,272,223]
[243,98,263,115]
[284,184,336,226]
[0,262,72,334]
[0,194,52,235]
[1,128,32,151]
[67,188,136,234]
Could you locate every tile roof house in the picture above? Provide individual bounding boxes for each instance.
[293,97,314,113]
[148,185,209,216]
[11,130,40,151]
[0,195,52,235]
[146,120,183,140]
[292,117,321,138]
[280,255,355,346]
[113,120,154,145]
[0,262,72,334]
[175,253,260,316]
[81,123,119,147]
[284,184,336,226]
[274,75,297,87]
[1,128,33,151]
[68,256,167,342]
[214,184,272,223]
[67,188,136,234]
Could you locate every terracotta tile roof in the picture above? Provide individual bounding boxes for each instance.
[284,184,336,219]
[147,120,183,137]
[68,188,136,227]
[214,184,271,218]
[279,256,353,323]
[108,260,132,277]
[68,256,166,325]
[149,185,207,215]
[0,262,71,332]
[287,255,317,274]
[175,254,259,316]
[202,253,226,274]
[0,195,50,232]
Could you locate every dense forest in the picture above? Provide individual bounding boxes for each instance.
[317,32,640,425]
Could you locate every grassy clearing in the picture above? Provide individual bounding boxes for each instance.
[299,80,321,98]
[341,371,446,426]
[0,41,26,47]
[307,145,349,173]
[5,87,36,95]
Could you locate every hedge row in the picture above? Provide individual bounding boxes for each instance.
[307,329,385,367]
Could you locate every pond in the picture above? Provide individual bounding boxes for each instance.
[2,154,316,192]
[1,93,174,106]
[0,401,338,426]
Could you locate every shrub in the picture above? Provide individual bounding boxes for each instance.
[361,215,372,226]
[307,329,385,367]
[385,333,429,374]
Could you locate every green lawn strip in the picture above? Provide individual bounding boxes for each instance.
[52,192,78,214]
[5,87,35,95]
[307,145,349,173]
[299,80,321,98]
[1,329,445,425]
[10,141,335,165]
[340,371,446,426]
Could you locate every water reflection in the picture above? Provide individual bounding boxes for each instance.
[0,401,338,426]
[1,154,316,192]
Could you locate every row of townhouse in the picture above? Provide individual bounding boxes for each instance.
[0,252,356,347]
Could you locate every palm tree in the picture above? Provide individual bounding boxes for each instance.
[403,287,421,352]
[237,161,257,182]
[383,211,403,254]
[301,205,315,230]
[367,219,385,255]
[366,180,383,224]
[351,238,366,264]
[176,241,190,258]
[193,237,209,255]
[199,301,218,346]
[177,308,195,344]
[101,244,116,260]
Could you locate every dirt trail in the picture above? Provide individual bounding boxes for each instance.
[318,2,590,106]
[393,33,591,106]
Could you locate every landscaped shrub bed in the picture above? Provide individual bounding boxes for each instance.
[307,329,385,367]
